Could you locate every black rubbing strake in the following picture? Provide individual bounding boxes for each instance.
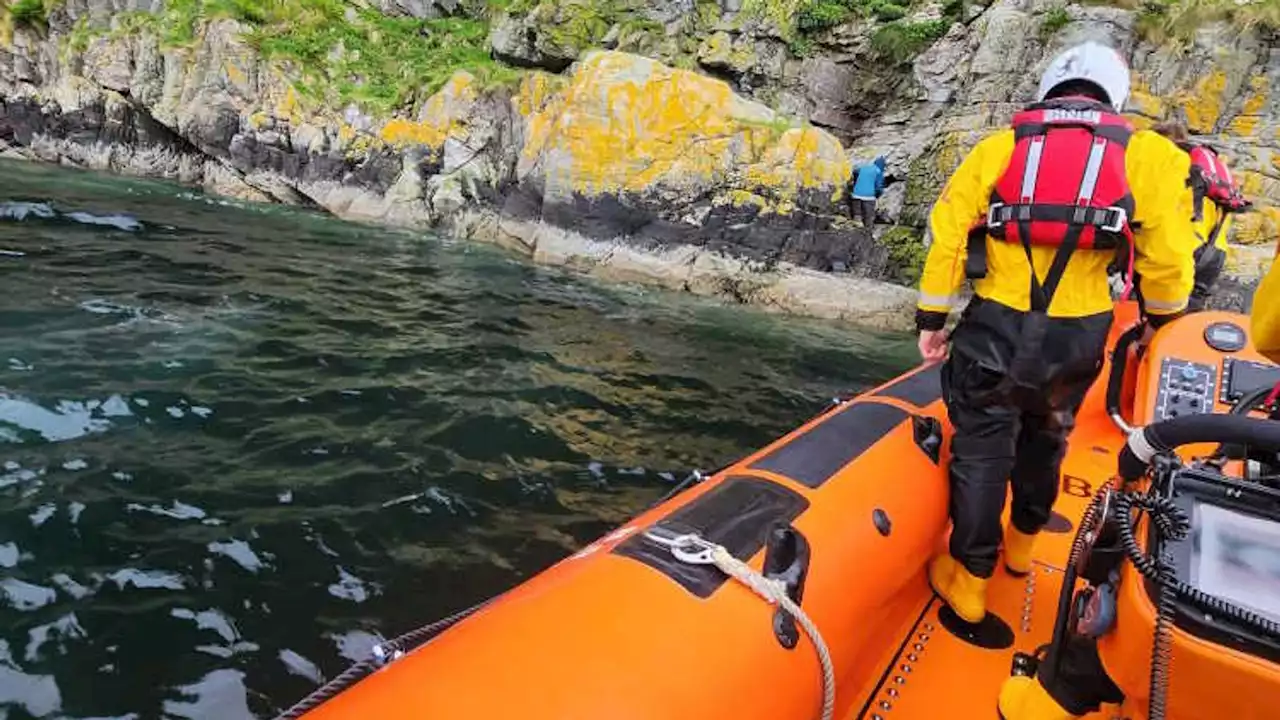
[748,402,910,488]
[875,365,942,407]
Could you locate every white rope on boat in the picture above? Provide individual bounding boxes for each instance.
[645,530,836,720]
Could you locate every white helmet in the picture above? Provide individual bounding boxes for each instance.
[1036,42,1131,111]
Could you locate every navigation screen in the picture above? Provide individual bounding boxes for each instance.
[1227,359,1280,401]
[1192,502,1280,623]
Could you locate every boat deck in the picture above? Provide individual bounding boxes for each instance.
[848,401,1122,720]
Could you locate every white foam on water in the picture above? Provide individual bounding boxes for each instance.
[327,629,385,663]
[50,574,93,600]
[0,579,58,611]
[24,613,86,662]
[327,567,376,604]
[30,504,56,527]
[0,639,62,717]
[160,669,255,720]
[207,540,266,574]
[125,500,207,521]
[105,568,185,591]
[279,649,324,684]
[170,608,240,643]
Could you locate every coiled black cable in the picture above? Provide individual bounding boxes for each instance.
[1150,570,1177,720]
[1112,490,1280,637]
[1110,492,1188,720]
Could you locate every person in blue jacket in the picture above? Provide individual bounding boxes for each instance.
[848,155,887,227]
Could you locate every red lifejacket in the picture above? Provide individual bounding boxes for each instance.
[988,98,1136,251]
[964,97,1138,307]
[1184,143,1250,220]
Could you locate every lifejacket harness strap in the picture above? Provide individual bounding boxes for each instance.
[1014,122,1132,146]
[986,203,1129,235]
[1202,212,1229,253]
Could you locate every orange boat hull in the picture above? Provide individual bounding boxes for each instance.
[301,301,1280,720]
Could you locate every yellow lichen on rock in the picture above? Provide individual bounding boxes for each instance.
[743,127,851,205]
[519,51,848,206]
[1127,79,1167,119]
[378,71,477,151]
[1231,205,1280,246]
[275,86,305,126]
[1181,70,1228,133]
[716,189,771,211]
[515,72,565,117]
[1228,76,1267,137]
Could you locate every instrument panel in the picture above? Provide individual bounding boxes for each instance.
[1153,357,1218,421]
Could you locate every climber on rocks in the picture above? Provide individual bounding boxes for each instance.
[911,45,1195,716]
[848,156,887,228]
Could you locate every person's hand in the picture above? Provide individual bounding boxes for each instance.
[918,330,949,364]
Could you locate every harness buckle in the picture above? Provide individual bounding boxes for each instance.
[1101,206,1127,233]
[987,202,1007,229]
[643,526,718,564]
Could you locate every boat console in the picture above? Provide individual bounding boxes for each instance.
[1058,309,1280,719]
[1135,315,1280,425]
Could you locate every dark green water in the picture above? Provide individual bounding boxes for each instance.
[0,159,915,719]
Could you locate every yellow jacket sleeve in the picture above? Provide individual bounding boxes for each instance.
[1255,253,1280,363]
[1126,131,1196,318]
[916,132,1011,326]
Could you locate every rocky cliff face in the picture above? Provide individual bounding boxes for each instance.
[1,0,1275,326]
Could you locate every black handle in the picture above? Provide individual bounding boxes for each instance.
[1106,323,1146,424]
[762,524,810,649]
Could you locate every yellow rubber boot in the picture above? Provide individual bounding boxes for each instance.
[1004,526,1038,576]
[927,553,988,623]
[997,676,1077,720]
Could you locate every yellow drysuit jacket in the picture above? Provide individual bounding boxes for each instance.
[917,128,1196,325]
[1254,247,1280,363]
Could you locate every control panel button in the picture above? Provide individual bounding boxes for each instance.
[1156,357,1217,422]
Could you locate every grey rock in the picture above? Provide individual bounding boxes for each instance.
[488,11,580,72]
[372,0,458,17]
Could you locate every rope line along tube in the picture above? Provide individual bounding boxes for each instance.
[644,530,836,720]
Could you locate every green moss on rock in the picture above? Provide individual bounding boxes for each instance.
[870,18,950,64]
[880,225,927,285]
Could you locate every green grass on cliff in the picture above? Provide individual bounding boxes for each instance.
[785,0,956,59]
[108,0,517,114]
[1092,0,1280,42]
[6,0,51,26]
[796,0,909,34]
[870,18,950,63]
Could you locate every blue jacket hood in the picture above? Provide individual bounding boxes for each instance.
[851,157,887,198]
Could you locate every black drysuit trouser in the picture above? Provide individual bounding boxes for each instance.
[941,297,1113,579]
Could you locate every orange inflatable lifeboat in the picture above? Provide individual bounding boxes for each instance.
[277,302,1280,720]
